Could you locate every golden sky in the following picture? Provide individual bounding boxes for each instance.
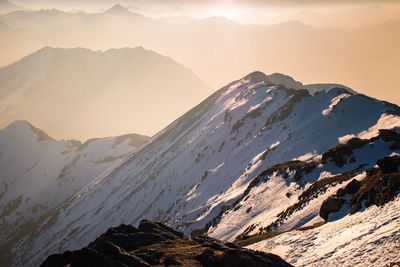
[0,0,399,139]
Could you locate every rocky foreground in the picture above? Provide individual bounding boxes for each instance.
[41,220,292,267]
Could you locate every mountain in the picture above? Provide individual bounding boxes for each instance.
[103,4,142,18]
[0,5,149,30]
[41,220,292,267]
[0,47,210,140]
[0,120,149,256]
[0,9,86,29]
[105,4,132,15]
[1,8,400,104]
[261,73,355,95]
[0,0,23,14]
[304,83,356,95]
[3,71,399,266]
[274,5,399,29]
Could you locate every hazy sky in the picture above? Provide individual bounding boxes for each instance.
[11,0,400,25]
[1,0,399,138]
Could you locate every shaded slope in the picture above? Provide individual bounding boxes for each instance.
[0,46,210,139]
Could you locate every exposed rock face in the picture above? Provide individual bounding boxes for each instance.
[319,155,400,220]
[350,167,400,213]
[321,138,368,167]
[377,156,400,174]
[41,220,292,267]
[320,197,345,221]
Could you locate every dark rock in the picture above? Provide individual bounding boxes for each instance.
[377,156,400,174]
[40,251,77,267]
[134,249,164,265]
[345,179,361,194]
[320,197,345,221]
[41,221,292,267]
[164,255,182,266]
[138,219,184,239]
[336,179,361,197]
[71,247,122,267]
[325,156,400,216]
[106,232,168,250]
[322,138,367,167]
[92,241,150,266]
[350,171,400,213]
[196,247,292,267]
[378,129,400,142]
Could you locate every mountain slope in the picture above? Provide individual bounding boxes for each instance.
[5,71,399,266]
[0,120,149,253]
[0,47,210,140]
[206,129,400,241]
[0,0,23,14]
[248,194,400,266]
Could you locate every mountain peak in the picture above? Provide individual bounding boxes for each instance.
[243,71,304,90]
[244,71,269,83]
[4,120,32,129]
[3,120,54,141]
[105,4,132,15]
[267,73,304,90]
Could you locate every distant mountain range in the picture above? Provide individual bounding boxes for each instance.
[0,4,399,104]
[1,71,398,266]
[0,0,23,14]
[0,46,210,140]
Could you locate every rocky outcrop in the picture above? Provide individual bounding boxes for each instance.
[319,155,400,220]
[321,138,368,167]
[319,197,345,221]
[41,220,292,267]
[350,167,400,214]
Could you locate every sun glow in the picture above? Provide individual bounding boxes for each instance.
[200,5,254,22]
[195,5,288,25]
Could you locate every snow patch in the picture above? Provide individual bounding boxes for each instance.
[322,93,351,116]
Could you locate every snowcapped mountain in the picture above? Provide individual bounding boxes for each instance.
[3,71,399,266]
[0,46,210,140]
[0,120,149,259]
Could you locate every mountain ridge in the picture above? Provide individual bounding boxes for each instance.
[4,71,399,266]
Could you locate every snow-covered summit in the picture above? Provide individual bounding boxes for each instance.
[245,71,356,95]
[1,120,54,141]
[266,72,304,90]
